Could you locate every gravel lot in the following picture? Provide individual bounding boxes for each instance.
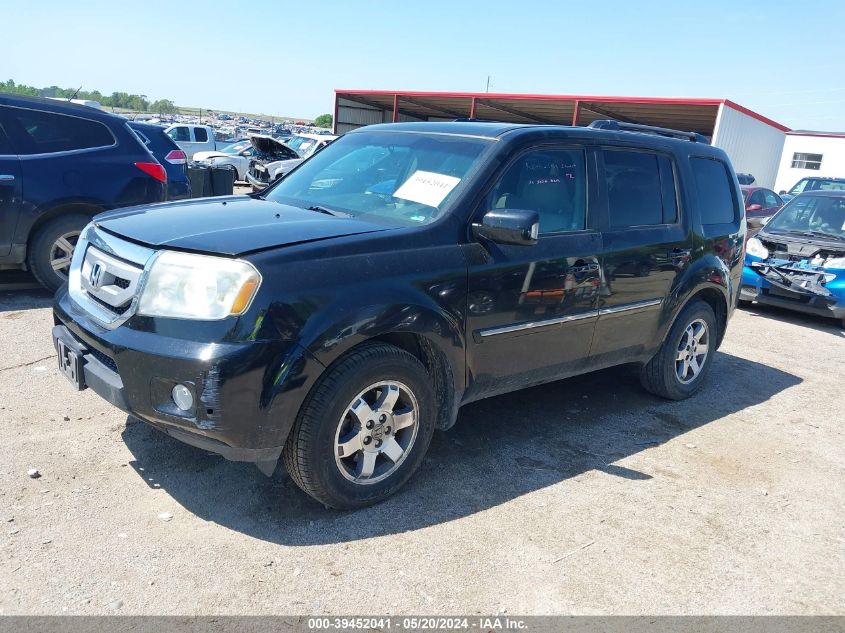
[0,281,842,615]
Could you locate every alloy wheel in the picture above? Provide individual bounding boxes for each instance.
[675,318,709,384]
[334,380,419,485]
[49,231,81,280]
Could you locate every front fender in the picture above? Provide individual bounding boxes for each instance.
[305,297,466,394]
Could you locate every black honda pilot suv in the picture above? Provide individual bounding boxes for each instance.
[53,120,745,509]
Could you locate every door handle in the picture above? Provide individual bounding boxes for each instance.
[0,174,15,182]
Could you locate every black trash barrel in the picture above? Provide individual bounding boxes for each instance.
[210,166,235,196]
[187,165,212,198]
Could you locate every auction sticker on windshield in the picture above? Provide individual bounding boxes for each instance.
[393,170,461,207]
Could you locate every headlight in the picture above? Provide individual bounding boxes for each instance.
[824,257,845,269]
[138,251,261,320]
[746,237,769,260]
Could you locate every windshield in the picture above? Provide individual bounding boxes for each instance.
[264,131,491,226]
[766,195,845,238]
[285,135,326,158]
[789,178,845,195]
[220,141,250,155]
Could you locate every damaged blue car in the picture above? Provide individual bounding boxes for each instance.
[741,190,845,327]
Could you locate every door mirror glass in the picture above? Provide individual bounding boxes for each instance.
[473,209,540,246]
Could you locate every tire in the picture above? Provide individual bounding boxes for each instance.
[283,343,436,509]
[639,300,717,401]
[27,213,90,292]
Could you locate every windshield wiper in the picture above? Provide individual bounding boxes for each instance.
[305,205,350,218]
[782,229,845,242]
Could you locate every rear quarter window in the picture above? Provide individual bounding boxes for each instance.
[691,157,737,225]
[7,108,115,155]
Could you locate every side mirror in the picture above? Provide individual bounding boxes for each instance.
[778,190,786,195]
[746,203,763,212]
[472,209,539,246]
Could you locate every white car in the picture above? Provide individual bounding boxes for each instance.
[246,133,338,191]
[164,124,216,160]
[193,140,256,182]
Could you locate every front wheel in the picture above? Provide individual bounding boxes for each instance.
[640,300,717,400]
[283,343,436,509]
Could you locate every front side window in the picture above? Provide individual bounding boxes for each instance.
[791,152,822,170]
[264,131,490,226]
[691,157,737,225]
[604,150,677,227]
[490,148,587,234]
[748,190,765,207]
[763,190,781,207]
[193,127,209,143]
[8,109,114,154]
[767,195,845,239]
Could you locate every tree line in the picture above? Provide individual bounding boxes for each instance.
[1,79,177,114]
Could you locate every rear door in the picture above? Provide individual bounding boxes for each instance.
[464,144,602,398]
[591,147,690,365]
[0,108,22,257]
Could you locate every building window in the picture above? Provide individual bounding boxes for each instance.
[791,152,823,170]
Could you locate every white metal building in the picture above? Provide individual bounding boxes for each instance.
[333,90,790,188]
[774,131,845,193]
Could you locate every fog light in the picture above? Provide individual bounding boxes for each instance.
[171,384,194,411]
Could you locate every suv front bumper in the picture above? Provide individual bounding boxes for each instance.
[53,287,319,471]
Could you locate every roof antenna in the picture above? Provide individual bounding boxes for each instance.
[67,86,82,101]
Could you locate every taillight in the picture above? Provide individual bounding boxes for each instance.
[134,162,167,183]
[164,149,187,165]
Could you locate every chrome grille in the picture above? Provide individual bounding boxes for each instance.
[79,246,142,312]
[68,224,156,329]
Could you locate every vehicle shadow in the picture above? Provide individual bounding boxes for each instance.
[739,303,844,338]
[121,351,800,545]
[0,283,53,314]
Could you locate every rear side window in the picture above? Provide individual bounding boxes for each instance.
[168,127,190,142]
[0,116,13,154]
[193,127,209,143]
[7,109,114,155]
[604,150,677,227]
[691,157,737,224]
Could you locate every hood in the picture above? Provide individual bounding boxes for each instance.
[250,135,296,159]
[93,196,393,256]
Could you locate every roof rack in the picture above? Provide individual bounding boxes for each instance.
[587,119,709,143]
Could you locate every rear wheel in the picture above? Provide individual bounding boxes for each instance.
[27,213,90,292]
[283,343,436,509]
[640,300,717,400]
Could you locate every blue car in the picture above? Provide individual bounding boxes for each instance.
[129,121,191,201]
[741,190,845,326]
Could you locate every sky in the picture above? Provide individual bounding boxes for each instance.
[2,0,844,130]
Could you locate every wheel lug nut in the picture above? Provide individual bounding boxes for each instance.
[379,414,387,423]
[363,436,372,445]
[375,439,382,448]
[366,420,374,429]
